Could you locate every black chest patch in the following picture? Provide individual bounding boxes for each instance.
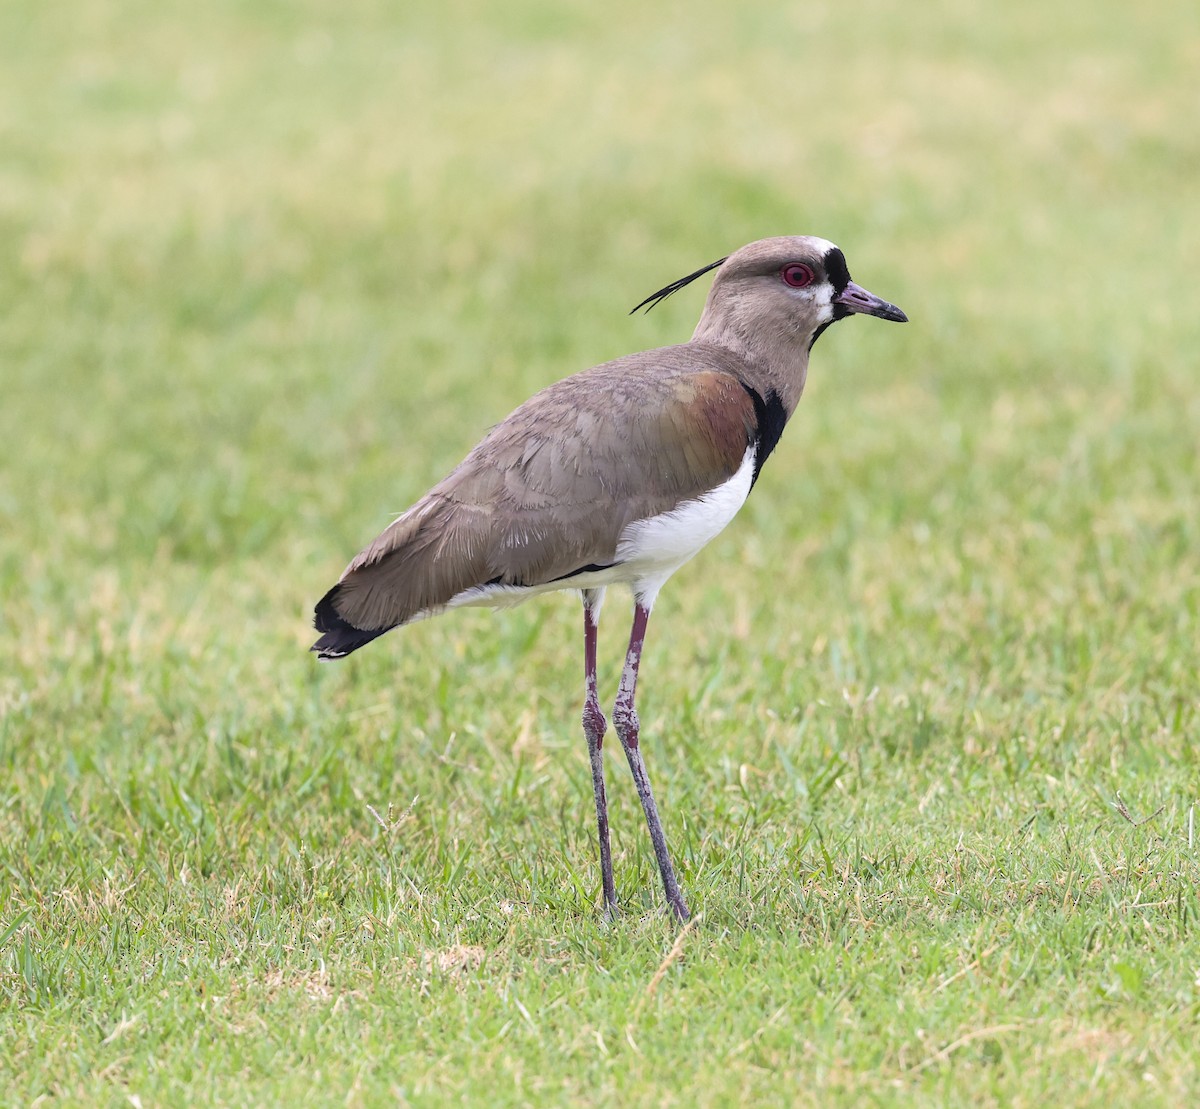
[740,383,788,487]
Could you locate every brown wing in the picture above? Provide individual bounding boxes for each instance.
[313,347,757,654]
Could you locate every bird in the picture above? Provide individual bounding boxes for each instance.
[312,235,907,921]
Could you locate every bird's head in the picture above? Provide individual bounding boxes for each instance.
[634,235,907,355]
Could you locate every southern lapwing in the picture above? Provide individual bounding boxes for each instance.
[312,235,906,921]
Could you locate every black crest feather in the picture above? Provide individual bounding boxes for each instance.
[629,256,727,314]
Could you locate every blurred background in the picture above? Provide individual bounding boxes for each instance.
[4,0,1196,696]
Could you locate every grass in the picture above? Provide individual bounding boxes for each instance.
[2,0,1199,1103]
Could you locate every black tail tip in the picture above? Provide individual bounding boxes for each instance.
[311,584,391,660]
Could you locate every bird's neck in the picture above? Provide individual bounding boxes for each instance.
[689,313,811,417]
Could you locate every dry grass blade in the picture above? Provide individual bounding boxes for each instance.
[907,1023,1026,1073]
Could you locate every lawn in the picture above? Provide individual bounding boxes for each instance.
[2,0,1199,1104]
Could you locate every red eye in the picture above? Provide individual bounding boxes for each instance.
[782,263,815,288]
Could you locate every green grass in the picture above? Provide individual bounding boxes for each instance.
[3,0,1199,1103]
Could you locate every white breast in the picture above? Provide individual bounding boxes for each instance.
[616,445,756,604]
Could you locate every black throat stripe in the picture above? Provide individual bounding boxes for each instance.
[740,383,788,487]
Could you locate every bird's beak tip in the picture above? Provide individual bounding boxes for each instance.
[836,281,908,324]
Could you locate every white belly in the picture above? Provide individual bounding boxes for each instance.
[445,445,756,612]
[614,444,756,603]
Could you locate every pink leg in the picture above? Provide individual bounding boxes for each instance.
[611,601,690,921]
[581,589,617,915]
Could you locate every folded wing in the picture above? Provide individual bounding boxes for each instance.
[313,350,757,656]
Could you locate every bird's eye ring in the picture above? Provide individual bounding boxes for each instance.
[782,263,815,288]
